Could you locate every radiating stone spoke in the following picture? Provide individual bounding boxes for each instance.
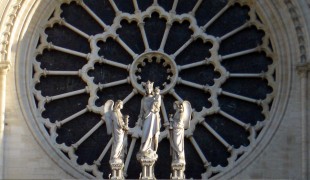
[49,43,88,58]
[158,0,178,51]
[94,138,113,166]
[132,0,139,12]
[124,137,137,176]
[115,37,138,58]
[221,47,260,61]
[80,1,109,30]
[160,97,169,126]
[108,0,121,15]
[123,89,138,104]
[44,70,80,76]
[45,88,87,103]
[171,0,179,13]
[56,108,88,127]
[178,78,205,91]
[138,24,150,51]
[201,121,232,150]
[220,89,260,104]
[132,0,150,51]
[220,22,249,42]
[202,4,230,31]
[173,38,194,58]
[169,89,183,102]
[179,60,206,71]
[61,19,90,39]
[72,121,104,149]
[188,136,210,167]
[190,0,203,16]
[219,110,249,129]
[101,58,129,70]
[159,24,172,52]
[229,73,263,78]
[99,78,130,89]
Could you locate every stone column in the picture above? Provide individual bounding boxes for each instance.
[0,62,10,179]
[297,62,310,180]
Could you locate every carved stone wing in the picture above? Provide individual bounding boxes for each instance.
[104,100,114,135]
[181,101,192,130]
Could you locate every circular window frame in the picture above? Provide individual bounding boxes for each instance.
[9,0,298,179]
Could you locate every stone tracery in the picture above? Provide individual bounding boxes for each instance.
[32,0,276,179]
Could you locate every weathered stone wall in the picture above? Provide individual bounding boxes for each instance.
[4,68,73,179]
[237,68,302,179]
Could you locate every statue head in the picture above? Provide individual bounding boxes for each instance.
[154,87,160,95]
[144,81,154,95]
[114,100,123,110]
[173,101,184,112]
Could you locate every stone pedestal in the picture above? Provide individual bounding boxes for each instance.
[137,152,158,180]
[109,160,124,180]
[170,162,185,179]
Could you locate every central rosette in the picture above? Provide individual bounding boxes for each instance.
[130,51,178,94]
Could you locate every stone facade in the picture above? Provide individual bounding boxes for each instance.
[0,0,309,179]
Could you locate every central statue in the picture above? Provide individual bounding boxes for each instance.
[137,81,161,156]
[136,81,161,179]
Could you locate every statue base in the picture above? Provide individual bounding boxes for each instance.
[170,161,186,180]
[109,159,124,180]
[137,151,158,180]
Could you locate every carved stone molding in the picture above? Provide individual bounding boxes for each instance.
[284,0,308,63]
[0,0,24,64]
[0,62,10,75]
[297,62,310,74]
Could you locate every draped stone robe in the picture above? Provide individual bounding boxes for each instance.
[110,110,126,161]
[140,95,161,153]
[170,110,185,163]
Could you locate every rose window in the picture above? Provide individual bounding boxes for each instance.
[32,0,275,179]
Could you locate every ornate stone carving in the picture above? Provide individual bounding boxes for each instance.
[0,62,10,75]
[137,81,161,157]
[138,156,157,180]
[169,101,192,179]
[284,0,307,63]
[104,100,129,179]
[136,81,161,179]
[27,0,280,178]
[0,1,23,63]
[297,62,310,75]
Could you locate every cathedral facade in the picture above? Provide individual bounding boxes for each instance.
[0,0,310,179]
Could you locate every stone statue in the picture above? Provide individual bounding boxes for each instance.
[137,81,161,157]
[169,101,192,179]
[104,100,129,179]
[136,81,162,179]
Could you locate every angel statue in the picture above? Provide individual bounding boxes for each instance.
[136,81,161,158]
[169,101,192,164]
[104,100,129,164]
